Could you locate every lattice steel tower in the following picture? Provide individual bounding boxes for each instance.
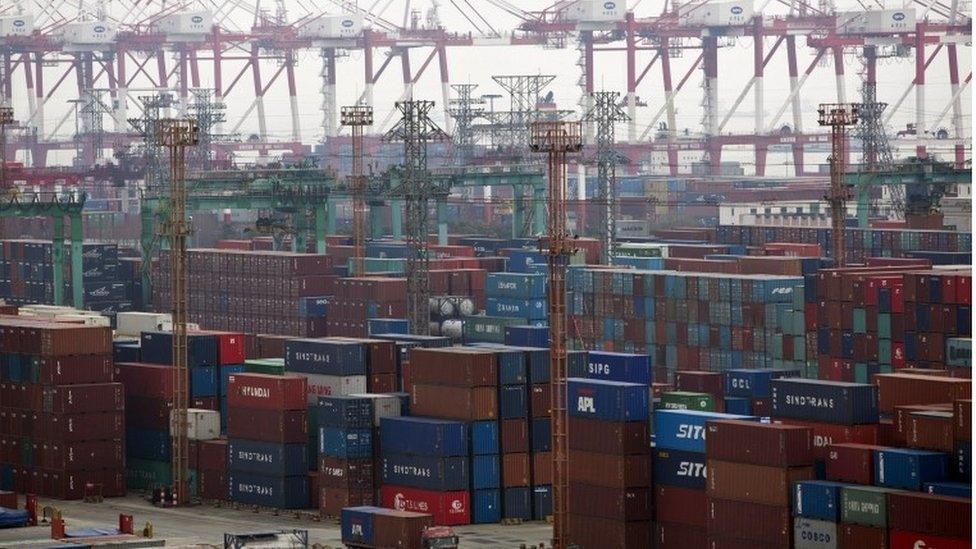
[818,104,859,268]
[157,118,199,506]
[342,105,374,277]
[492,75,556,150]
[530,120,582,549]
[447,84,484,165]
[584,91,630,264]
[384,100,448,335]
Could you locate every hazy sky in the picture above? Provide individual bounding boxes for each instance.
[5,0,971,164]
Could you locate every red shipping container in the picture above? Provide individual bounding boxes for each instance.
[675,371,724,396]
[198,439,228,471]
[42,383,124,414]
[875,373,971,414]
[125,396,171,430]
[408,348,496,387]
[39,440,124,471]
[889,531,969,549]
[567,417,649,455]
[655,523,706,549]
[318,457,373,489]
[567,450,651,489]
[43,469,125,500]
[114,362,173,399]
[906,410,954,452]
[887,492,971,539]
[43,412,125,441]
[369,374,396,394]
[321,486,373,517]
[707,460,814,506]
[501,419,528,454]
[502,453,530,487]
[567,514,651,549]
[532,452,551,485]
[825,443,882,485]
[837,523,886,549]
[954,399,971,441]
[38,355,113,385]
[530,384,551,418]
[778,420,878,461]
[199,470,227,500]
[380,485,470,526]
[211,332,246,365]
[226,408,307,443]
[0,491,15,509]
[409,384,497,421]
[706,498,792,546]
[655,485,706,527]
[226,373,307,411]
[705,420,812,467]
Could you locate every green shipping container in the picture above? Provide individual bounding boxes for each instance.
[853,309,866,334]
[244,358,285,376]
[841,486,890,527]
[660,391,715,412]
[463,315,524,344]
[947,338,972,368]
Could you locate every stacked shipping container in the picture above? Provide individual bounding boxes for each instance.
[317,395,376,517]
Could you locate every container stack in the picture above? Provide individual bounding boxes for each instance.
[705,419,815,547]
[470,418,502,523]
[772,378,881,472]
[196,438,228,500]
[723,368,799,416]
[328,278,407,337]
[226,373,309,508]
[0,318,124,499]
[379,417,471,526]
[485,272,547,325]
[566,377,651,548]
[114,361,175,492]
[152,249,333,337]
[653,408,756,547]
[316,395,375,517]
[903,270,972,371]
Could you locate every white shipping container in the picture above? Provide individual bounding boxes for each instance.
[0,15,34,38]
[616,220,652,238]
[305,373,368,403]
[863,9,915,33]
[679,1,754,26]
[171,408,220,440]
[299,14,364,39]
[573,0,628,22]
[60,21,116,44]
[155,11,213,35]
[117,312,171,337]
[349,393,402,427]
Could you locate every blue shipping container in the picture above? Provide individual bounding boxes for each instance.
[725,368,799,398]
[140,331,218,368]
[126,428,170,460]
[533,485,552,520]
[315,396,374,429]
[298,296,330,317]
[653,448,707,490]
[494,348,527,385]
[472,489,502,524]
[875,448,949,490]
[793,480,844,521]
[924,481,971,498]
[724,397,752,415]
[579,351,652,385]
[500,385,528,419]
[380,417,468,457]
[770,379,878,425]
[113,342,140,363]
[190,365,218,398]
[220,364,245,397]
[284,339,366,376]
[486,273,547,299]
[228,439,307,476]
[319,427,373,459]
[567,378,649,422]
[471,421,500,455]
[228,472,308,509]
[381,453,469,491]
[472,455,500,489]
[654,410,756,453]
[531,418,551,452]
[505,325,549,348]
[503,487,532,520]
[368,318,409,335]
[485,298,547,321]
[529,349,551,383]
[341,506,379,545]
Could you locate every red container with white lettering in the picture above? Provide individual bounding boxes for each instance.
[888,530,969,549]
[380,484,471,526]
[226,373,307,411]
[825,443,882,485]
[777,419,878,461]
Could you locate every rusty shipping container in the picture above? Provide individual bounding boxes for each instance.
[38,355,113,385]
[567,417,649,454]
[706,498,792,546]
[886,491,971,540]
[373,509,435,549]
[706,420,812,467]
[567,450,651,489]
[566,514,651,549]
[655,485,707,527]
[875,374,971,414]
[707,460,815,506]
[408,348,497,387]
[569,484,652,521]
[409,384,497,421]
[837,523,887,549]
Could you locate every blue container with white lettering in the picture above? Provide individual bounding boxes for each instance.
[572,351,652,385]
[505,249,546,272]
[284,339,365,375]
[504,487,532,520]
[567,378,649,422]
[228,472,308,509]
[725,368,799,398]
[770,379,878,425]
[341,506,379,545]
[381,453,469,491]
[319,427,372,459]
[924,481,971,498]
[228,439,307,476]
[487,273,547,299]
[653,448,707,489]
[298,296,330,317]
[472,489,502,524]
[486,298,547,321]
[500,385,528,419]
[654,409,757,453]
[380,417,468,457]
[875,448,949,490]
[505,325,549,348]
[472,455,501,489]
[793,480,844,521]
[531,418,551,452]
[315,395,374,428]
[533,485,552,519]
[471,420,500,455]
[190,365,217,398]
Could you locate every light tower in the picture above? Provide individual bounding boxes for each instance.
[818,104,859,267]
[342,105,374,276]
[529,120,582,549]
[157,117,199,506]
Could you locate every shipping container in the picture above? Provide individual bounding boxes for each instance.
[567,450,651,489]
[653,448,707,489]
[707,460,815,506]
[284,338,366,376]
[568,483,653,521]
[381,453,468,491]
[379,485,471,526]
[567,378,649,422]
[841,485,891,527]
[373,509,434,549]
[655,410,756,453]
[380,417,468,457]
[793,480,844,521]
[577,351,652,385]
[409,384,497,421]
[725,368,799,398]
[228,472,308,509]
[226,373,307,411]
[226,407,308,444]
[314,395,373,429]
[656,523,707,549]
[227,439,307,476]
[886,491,970,539]
[794,518,838,549]
[875,374,971,414]
[888,530,969,549]
[875,447,949,490]
[319,427,372,459]
[837,523,886,549]
[566,514,651,549]
[706,498,792,546]
[770,379,878,425]
[341,506,377,546]
[655,484,707,527]
[706,420,812,467]
[567,417,649,455]
[471,420,499,455]
[825,443,882,484]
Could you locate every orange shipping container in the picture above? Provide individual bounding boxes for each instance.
[875,374,971,414]
[706,460,814,506]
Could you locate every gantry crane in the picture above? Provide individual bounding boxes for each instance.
[342,106,374,276]
[529,120,582,549]
[156,117,199,506]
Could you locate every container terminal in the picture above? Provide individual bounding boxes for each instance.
[0,0,969,547]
